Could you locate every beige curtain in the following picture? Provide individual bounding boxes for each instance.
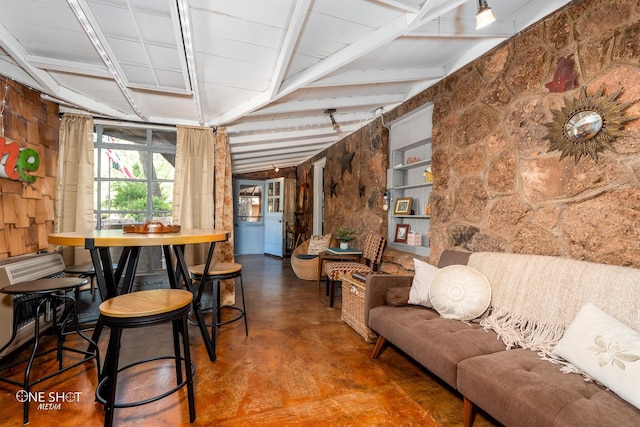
[55,113,94,266]
[173,125,235,303]
[173,125,216,265]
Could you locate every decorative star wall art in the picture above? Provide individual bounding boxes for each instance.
[329,179,338,197]
[341,147,355,175]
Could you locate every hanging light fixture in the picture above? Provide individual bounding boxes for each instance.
[476,0,496,29]
[273,164,280,173]
[324,108,340,132]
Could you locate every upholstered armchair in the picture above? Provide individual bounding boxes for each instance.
[324,233,386,307]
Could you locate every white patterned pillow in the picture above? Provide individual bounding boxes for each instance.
[553,303,640,410]
[307,234,331,255]
[408,258,439,308]
[429,265,491,321]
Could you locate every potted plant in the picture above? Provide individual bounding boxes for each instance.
[335,228,356,249]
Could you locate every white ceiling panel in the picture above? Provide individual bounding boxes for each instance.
[0,0,572,172]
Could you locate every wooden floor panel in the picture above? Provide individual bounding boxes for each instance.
[0,254,498,426]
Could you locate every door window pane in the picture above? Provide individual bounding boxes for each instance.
[237,184,262,223]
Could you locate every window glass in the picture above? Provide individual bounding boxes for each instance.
[237,184,262,223]
[94,124,176,230]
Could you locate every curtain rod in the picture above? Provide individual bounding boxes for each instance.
[58,111,216,133]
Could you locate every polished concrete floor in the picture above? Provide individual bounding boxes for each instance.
[0,255,499,426]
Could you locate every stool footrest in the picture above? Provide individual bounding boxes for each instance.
[96,355,196,409]
[188,305,247,329]
[0,346,97,388]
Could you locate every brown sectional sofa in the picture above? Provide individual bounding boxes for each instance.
[364,250,640,426]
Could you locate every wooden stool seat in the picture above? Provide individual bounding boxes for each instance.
[99,289,193,318]
[97,289,196,426]
[190,262,242,276]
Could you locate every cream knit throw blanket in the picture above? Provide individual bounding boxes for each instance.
[467,252,640,360]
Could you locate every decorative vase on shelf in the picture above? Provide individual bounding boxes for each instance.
[340,242,349,249]
[423,168,433,183]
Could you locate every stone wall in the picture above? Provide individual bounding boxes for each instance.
[297,119,388,248]
[0,79,59,258]
[429,0,640,268]
[298,0,640,271]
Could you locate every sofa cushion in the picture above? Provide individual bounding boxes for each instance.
[429,265,491,321]
[553,303,640,410]
[407,258,439,308]
[457,348,640,427]
[368,305,506,387]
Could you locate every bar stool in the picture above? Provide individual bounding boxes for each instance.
[190,262,248,361]
[0,277,100,425]
[96,289,195,427]
[64,262,117,301]
[64,263,98,300]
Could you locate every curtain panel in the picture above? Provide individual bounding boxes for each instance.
[214,126,234,262]
[173,125,235,304]
[173,125,216,266]
[55,113,94,266]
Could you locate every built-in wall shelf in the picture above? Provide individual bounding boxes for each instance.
[393,182,433,191]
[392,159,431,171]
[386,103,434,258]
[389,242,430,257]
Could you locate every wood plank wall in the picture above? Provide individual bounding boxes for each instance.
[0,78,59,258]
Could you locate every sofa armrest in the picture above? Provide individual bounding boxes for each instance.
[364,274,413,325]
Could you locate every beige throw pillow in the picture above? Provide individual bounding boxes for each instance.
[553,303,640,410]
[308,234,331,255]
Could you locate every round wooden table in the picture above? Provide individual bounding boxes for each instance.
[48,228,230,361]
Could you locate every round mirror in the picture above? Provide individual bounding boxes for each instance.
[565,110,603,141]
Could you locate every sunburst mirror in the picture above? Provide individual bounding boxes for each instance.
[544,85,638,163]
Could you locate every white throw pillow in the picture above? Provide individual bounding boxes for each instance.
[553,303,640,410]
[428,265,491,321]
[408,258,439,308]
[307,234,331,255]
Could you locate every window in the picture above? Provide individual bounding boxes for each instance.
[236,183,263,224]
[94,124,176,230]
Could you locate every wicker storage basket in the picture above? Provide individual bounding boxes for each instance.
[340,273,378,343]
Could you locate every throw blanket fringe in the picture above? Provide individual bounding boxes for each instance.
[481,309,565,355]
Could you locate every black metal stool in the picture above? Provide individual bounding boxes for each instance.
[0,277,100,424]
[64,262,116,301]
[63,263,99,301]
[190,262,248,361]
[95,289,195,427]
